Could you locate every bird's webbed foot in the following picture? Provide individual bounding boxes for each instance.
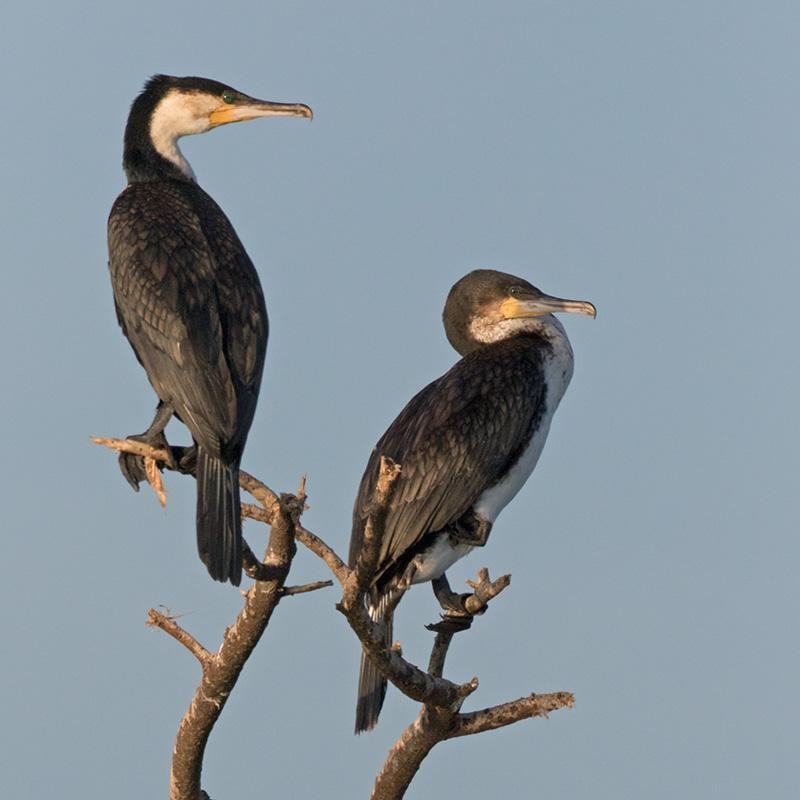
[118,404,176,491]
[447,512,492,547]
[427,568,512,633]
[118,431,176,491]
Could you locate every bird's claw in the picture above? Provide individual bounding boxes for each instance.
[118,451,146,491]
[116,431,176,491]
[426,614,474,633]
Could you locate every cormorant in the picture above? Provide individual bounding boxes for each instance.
[349,269,595,732]
[107,75,311,585]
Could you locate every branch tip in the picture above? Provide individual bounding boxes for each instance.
[146,608,210,666]
[281,580,333,597]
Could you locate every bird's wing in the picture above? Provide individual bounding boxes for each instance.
[107,183,237,451]
[188,183,268,399]
[350,340,546,582]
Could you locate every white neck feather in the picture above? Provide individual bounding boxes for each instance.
[149,91,214,181]
[469,313,571,348]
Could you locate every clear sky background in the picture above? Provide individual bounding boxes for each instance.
[1,2,798,798]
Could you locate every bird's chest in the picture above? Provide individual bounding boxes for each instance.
[474,339,574,523]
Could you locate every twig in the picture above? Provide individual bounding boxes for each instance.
[462,568,512,615]
[146,608,211,666]
[239,468,280,515]
[91,435,171,462]
[449,692,575,737]
[241,502,269,524]
[281,580,333,596]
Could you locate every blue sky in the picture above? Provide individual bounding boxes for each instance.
[1,2,798,798]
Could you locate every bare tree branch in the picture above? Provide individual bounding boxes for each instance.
[94,434,574,800]
[449,692,575,738]
[238,468,280,515]
[166,492,302,800]
[426,629,455,679]
[462,568,512,615]
[369,610,573,799]
[241,501,269,524]
[371,705,455,800]
[146,609,211,666]
[91,435,171,462]
[281,580,334,596]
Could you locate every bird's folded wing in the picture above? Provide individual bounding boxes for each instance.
[107,186,237,450]
[350,344,545,579]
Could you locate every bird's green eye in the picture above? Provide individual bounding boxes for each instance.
[509,286,521,296]
[221,90,235,104]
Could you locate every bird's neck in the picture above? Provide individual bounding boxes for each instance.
[123,142,196,183]
[122,94,198,184]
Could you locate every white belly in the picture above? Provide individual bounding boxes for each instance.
[474,328,574,523]
[473,418,553,522]
[411,535,474,583]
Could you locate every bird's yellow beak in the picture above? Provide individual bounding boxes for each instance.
[209,98,313,127]
[501,293,597,319]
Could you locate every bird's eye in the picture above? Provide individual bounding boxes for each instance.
[221,90,235,104]
[509,286,522,296]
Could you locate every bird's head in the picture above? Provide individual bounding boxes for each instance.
[123,74,312,182]
[443,269,596,355]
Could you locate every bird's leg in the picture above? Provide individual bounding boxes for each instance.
[430,574,474,631]
[118,402,177,490]
[428,568,511,633]
[397,559,421,592]
[447,511,492,547]
[432,573,470,613]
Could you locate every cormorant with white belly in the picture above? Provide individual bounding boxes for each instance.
[349,269,595,732]
[107,75,311,585]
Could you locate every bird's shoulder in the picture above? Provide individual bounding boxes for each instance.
[376,337,547,459]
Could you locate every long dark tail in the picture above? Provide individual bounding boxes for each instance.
[196,448,242,586]
[355,594,394,734]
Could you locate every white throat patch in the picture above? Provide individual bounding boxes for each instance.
[468,313,568,345]
[149,91,216,180]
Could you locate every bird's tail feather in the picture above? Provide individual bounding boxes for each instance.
[355,594,394,734]
[196,448,242,586]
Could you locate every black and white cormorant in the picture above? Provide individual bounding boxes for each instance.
[107,75,311,585]
[349,269,596,732]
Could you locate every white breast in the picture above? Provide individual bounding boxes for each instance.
[473,318,575,523]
